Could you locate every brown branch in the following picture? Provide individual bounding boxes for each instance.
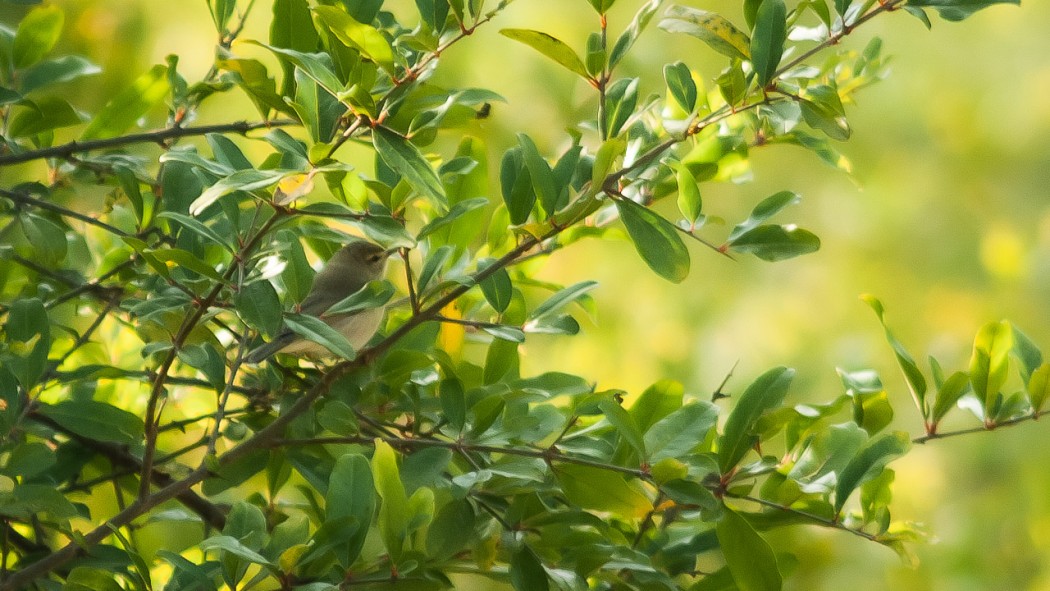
[0,120,295,167]
[28,412,227,530]
[914,411,1043,444]
[0,188,131,238]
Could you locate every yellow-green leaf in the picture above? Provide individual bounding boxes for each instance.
[500,28,591,80]
[82,64,171,140]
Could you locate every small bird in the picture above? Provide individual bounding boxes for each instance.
[244,241,395,364]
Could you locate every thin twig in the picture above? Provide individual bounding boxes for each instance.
[0,120,295,166]
[0,188,131,237]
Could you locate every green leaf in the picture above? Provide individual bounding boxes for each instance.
[750,0,787,87]
[147,248,228,283]
[728,225,821,261]
[312,6,395,74]
[600,398,647,457]
[800,85,850,141]
[786,422,867,492]
[439,378,467,431]
[482,338,520,384]
[209,0,237,31]
[4,297,50,391]
[0,484,78,520]
[326,454,374,567]
[906,0,1019,21]
[234,281,283,337]
[426,500,476,559]
[82,64,171,140]
[644,401,720,462]
[200,535,274,568]
[839,369,894,435]
[664,61,697,113]
[717,61,747,106]
[38,400,144,445]
[65,567,126,591]
[604,77,638,138]
[969,320,1013,414]
[862,295,928,415]
[277,230,313,304]
[479,259,513,314]
[675,164,703,225]
[834,431,910,513]
[500,148,536,225]
[8,96,82,137]
[417,197,489,240]
[931,371,970,424]
[20,55,100,94]
[189,169,289,215]
[500,29,591,80]
[517,133,559,215]
[510,547,550,591]
[529,281,598,320]
[289,68,343,143]
[417,245,454,295]
[157,211,234,252]
[1011,325,1043,382]
[629,380,684,432]
[728,191,799,240]
[2,442,55,478]
[718,367,794,472]
[270,0,321,96]
[716,508,783,591]
[484,325,527,342]
[179,343,226,391]
[373,439,409,561]
[609,0,663,70]
[12,4,63,69]
[284,313,358,360]
[591,137,626,187]
[554,464,653,518]
[373,126,447,207]
[1027,364,1050,415]
[586,0,618,14]
[325,279,395,315]
[615,197,690,283]
[658,6,750,61]
[19,213,67,266]
[248,41,343,97]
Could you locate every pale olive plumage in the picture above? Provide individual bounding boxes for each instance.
[244,241,393,363]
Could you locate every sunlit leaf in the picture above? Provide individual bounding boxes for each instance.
[313,6,395,73]
[82,64,170,140]
[659,6,750,61]
[716,508,783,591]
[969,320,1013,414]
[862,295,928,416]
[12,4,63,69]
[500,28,591,80]
[834,431,910,513]
[719,367,794,472]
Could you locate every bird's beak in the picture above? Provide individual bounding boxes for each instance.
[384,247,401,258]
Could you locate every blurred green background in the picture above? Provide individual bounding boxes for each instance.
[3,0,1048,588]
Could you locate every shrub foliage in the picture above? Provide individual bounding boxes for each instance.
[0,0,1031,589]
